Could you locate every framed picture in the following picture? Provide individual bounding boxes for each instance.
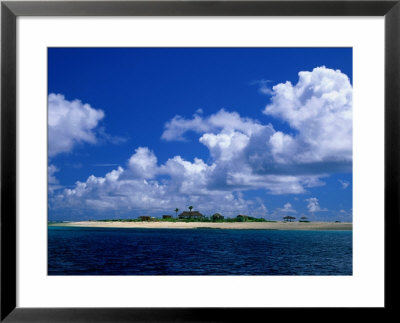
[1,0,399,321]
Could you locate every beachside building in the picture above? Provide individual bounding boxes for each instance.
[139,216,151,221]
[211,213,224,222]
[178,211,204,219]
[162,215,173,219]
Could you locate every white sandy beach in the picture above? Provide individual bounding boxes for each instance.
[51,221,352,231]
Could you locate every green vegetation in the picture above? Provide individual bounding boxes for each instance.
[211,213,224,222]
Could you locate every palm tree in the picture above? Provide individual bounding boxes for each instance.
[188,206,193,215]
[174,208,179,217]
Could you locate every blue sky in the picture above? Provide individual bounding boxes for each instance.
[48,48,352,221]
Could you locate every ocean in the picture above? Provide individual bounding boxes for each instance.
[48,226,352,275]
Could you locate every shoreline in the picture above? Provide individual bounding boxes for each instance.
[49,221,352,231]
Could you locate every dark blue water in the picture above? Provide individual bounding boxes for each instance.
[48,226,352,275]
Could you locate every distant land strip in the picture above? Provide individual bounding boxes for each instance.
[49,221,352,231]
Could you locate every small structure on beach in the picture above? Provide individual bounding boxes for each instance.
[178,211,204,219]
[139,216,151,221]
[162,215,173,219]
[283,216,296,222]
[211,213,224,222]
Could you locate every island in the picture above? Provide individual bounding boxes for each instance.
[50,209,352,231]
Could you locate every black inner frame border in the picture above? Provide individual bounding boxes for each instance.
[1,1,399,322]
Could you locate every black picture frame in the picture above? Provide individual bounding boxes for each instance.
[1,1,399,321]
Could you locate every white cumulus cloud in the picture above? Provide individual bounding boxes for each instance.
[52,154,264,218]
[279,202,297,213]
[264,66,352,164]
[48,93,105,157]
[128,147,158,179]
[306,197,327,213]
[162,109,264,142]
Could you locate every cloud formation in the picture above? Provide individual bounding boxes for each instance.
[50,66,352,218]
[54,158,265,218]
[278,203,297,214]
[162,109,265,142]
[48,94,105,157]
[339,179,350,189]
[306,197,327,213]
[48,164,59,185]
[264,66,352,165]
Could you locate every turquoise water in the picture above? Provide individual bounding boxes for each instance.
[48,226,352,275]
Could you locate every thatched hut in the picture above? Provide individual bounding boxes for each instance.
[139,216,151,221]
[283,216,296,222]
